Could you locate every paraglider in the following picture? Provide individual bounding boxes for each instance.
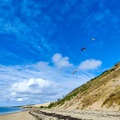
[81,47,86,51]
[72,70,80,79]
[72,70,78,74]
[92,38,95,41]
[80,37,95,52]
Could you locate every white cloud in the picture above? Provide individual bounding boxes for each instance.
[79,59,102,70]
[11,92,17,96]
[0,54,100,106]
[17,98,23,102]
[12,78,52,94]
[52,53,73,69]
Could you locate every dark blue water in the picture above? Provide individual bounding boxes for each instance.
[0,107,23,115]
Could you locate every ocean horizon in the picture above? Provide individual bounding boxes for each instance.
[0,106,23,115]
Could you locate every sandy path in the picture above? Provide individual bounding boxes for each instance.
[0,111,36,120]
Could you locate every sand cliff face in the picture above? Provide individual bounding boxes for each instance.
[51,63,120,111]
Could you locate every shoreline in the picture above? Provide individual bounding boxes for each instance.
[0,110,24,116]
[0,111,22,116]
[0,107,29,116]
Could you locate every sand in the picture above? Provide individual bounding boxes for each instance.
[33,109,120,120]
[0,111,36,120]
[0,109,120,120]
[31,102,51,107]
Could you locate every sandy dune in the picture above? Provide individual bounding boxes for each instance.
[32,102,51,107]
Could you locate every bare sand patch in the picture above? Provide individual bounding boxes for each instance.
[0,111,36,120]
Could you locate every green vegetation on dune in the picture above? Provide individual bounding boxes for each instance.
[48,68,112,108]
[48,62,120,110]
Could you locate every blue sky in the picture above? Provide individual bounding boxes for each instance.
[0,0,120,106]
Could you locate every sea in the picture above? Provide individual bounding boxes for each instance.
[0,106,23,115]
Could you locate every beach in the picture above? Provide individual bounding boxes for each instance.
[0,109,120,120]
[30,109,120,120]
[0,111,36,120]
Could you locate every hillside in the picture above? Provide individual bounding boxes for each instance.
[49,62,120,111]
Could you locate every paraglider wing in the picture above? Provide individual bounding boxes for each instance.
[92,38,95,41]
[72,70,78,74]
[81,47,86,51]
